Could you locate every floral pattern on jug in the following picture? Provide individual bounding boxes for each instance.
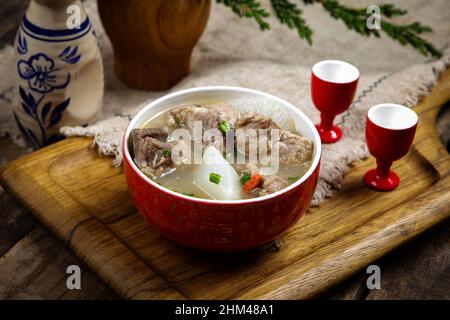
[14,0,103,148]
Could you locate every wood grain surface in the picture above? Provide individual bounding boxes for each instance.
[0,225,117,299]
[1,68,449,299]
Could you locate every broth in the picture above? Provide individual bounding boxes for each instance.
[132,100,313,200]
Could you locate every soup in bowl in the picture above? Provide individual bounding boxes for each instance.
[123,86,321,252]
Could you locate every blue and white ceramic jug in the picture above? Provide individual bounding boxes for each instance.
[14,0,103,148]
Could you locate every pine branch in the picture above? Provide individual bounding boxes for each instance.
[270,0,313,45]
[321,0,442,58]
[216,0,270,30]
[322,0,370,36]
[377,4,407,18]
[216,0,443,58]
[381,21,442,58]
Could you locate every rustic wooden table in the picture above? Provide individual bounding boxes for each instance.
[0,0,449,300]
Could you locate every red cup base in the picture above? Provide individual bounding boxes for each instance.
[315,124,342,144]
[364,168,400,191]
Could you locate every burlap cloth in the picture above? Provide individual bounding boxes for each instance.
[0,0,449,204]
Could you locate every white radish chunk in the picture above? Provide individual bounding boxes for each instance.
[192,146,243,200]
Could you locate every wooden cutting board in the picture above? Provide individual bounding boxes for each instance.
[1,71,450,300]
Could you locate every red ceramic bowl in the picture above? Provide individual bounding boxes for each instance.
[123,86,321,252]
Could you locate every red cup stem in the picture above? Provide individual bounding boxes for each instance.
[320,113,335,131]
[364,160,399,191]
[316,113,342,143]
[375,160,392,178]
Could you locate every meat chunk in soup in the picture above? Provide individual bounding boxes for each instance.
[260,175,289,195]
[243,164,289,196]
[236,112,280,130]
[235,113,279,160]
[168,104,217,132]
[168,103,240,151]
[168,103,239,133]
[213,103,240,127]
[276,130,313,164]
[236,113,313,165]
[132,128,174,176]
[132,127,168,142]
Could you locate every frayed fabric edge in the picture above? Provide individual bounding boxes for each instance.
[60,115,130,167]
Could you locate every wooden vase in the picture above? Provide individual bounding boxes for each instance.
[97,0,211,91]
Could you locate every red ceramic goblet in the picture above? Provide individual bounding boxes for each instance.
[311,60,359,143]
[364,103,418,191]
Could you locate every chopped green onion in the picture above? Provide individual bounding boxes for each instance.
[182,192,195,197]
[209,172,222,184]
[163,149,171,158]
[241,172,251,185]
[219,121,231,134]
[288,176,300,182]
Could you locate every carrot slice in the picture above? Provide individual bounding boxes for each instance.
[242,174,263,192]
